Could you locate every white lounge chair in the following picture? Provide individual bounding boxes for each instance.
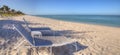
[12,24,77,55]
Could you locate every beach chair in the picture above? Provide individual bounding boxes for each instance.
[23,18,59,37]
[12,24,77,55]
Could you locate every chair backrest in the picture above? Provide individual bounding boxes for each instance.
[23,18,31,32]
[13,24,34,45]
[23,18,29,27]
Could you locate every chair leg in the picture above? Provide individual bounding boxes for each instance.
[49,47,52,55]
[75,42,78,51]
[18,48,20,55]
[72,42,78,51]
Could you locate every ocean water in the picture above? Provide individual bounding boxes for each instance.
[35,15,120,27]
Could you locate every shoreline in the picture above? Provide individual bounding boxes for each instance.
[32,15,120,28]
[33,15,120,28]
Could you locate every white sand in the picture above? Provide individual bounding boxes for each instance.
[0,15,120,55]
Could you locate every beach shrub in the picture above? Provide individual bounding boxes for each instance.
[0,5,24,17]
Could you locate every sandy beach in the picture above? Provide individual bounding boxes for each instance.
[0,15,120,55]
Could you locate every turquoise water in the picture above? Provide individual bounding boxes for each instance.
[35,15,120,27]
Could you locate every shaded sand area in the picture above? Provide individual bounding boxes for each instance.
[0,15,120,55]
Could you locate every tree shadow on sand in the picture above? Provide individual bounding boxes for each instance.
[0,20,24,50]
[0,20,25,26]
[52,42,88,55]
[0,20,25,39]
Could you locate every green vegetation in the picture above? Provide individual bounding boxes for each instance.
[0,5,24,17]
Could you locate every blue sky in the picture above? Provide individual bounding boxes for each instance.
[0,0,120,15]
